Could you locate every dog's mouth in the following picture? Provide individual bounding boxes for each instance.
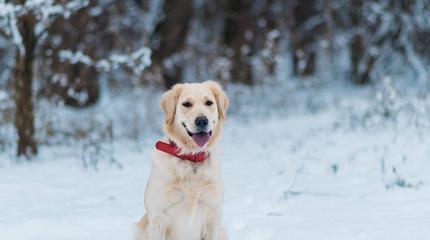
[182,123,212,147]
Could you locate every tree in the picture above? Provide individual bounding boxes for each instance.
[12,7,37,157]
[348,0,429,85]
[349,0,371,84]
[150,0,194,89]
[221,0,280,85]
[40,3,100,108]
[286,0,320,76]
[0,0,89,158]
[222,0,254,85]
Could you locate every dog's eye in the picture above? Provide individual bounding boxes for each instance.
[182,102,192,108]
[205,100,213,106]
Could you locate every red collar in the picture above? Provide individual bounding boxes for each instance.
[155,141,208,163]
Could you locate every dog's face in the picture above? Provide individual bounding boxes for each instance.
[161,81,228,151]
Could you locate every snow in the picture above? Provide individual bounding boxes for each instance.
[1,84,429,239]
[58,47,152,74]
[0,0,89,55]
[59,50,93,65]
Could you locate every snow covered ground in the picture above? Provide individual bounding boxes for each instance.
[1,84,430,240]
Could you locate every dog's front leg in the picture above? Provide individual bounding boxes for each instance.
[135,215,149,240]
[216,227,228,240]
[201,222,227,240]
[146,215,173,240]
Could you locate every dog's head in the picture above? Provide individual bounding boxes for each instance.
[161,81,228,151]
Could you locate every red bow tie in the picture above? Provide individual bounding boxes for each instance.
[155,141,208,163]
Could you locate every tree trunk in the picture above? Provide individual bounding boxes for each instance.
[350,34,364,83]
[323,0,335,67]
[261,0,279,76]
[349,0,375,85]
[289,0,318,76]
[222,0,254,85]
[13,12,37,158]
[151,0,194,89]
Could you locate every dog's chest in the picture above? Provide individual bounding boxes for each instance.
[160,176,220,240]
[168,174,219,207]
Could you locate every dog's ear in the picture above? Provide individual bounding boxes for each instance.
[161,84,183,125]
[206,81,229,120]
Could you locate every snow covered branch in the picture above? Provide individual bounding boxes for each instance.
[0,0,89,21]
[58,47,152,74]
[0,0,89,54]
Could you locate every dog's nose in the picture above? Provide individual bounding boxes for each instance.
[195,116,208,129]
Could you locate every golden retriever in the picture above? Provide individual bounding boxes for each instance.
[136,81,229,240]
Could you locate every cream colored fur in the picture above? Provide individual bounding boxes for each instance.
[135,81,228,240]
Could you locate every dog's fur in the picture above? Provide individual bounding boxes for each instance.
[136,81,229,240]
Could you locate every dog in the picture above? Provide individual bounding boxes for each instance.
[136,81,229,240]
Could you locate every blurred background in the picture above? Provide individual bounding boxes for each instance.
[1,1,430,239]
[1,0,430,159]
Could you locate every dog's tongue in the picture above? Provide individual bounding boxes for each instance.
[192,132,210,147]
